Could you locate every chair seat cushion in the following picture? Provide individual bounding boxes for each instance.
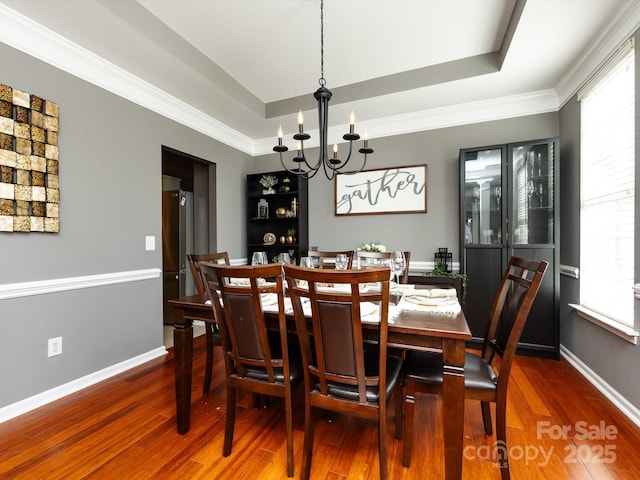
[315,352,403,403]
[241,342,303,384]
[404,351,498,392]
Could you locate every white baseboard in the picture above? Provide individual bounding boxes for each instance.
[560,344,640,428]
[0,346,167,424]
[4,342,638,431]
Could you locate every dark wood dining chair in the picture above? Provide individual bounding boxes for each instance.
[187,252,230,395]
[401,256,548,480]
[283,264,403,480]
[307,249,354,269]
[200,263,301,478]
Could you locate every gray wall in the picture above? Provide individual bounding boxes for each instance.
[254,113,559,267]
[0,42,249,407]
[558,28,640,409]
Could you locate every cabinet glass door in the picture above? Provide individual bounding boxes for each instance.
[510,141,554,244]
[462,148,503,245]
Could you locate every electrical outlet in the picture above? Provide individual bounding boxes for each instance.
[48,337,62,357]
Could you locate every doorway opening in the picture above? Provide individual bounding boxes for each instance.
[161,146,216,324]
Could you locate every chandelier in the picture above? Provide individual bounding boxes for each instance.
[273,0,373,180]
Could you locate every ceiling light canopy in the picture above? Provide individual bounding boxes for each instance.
[273,0,373,180]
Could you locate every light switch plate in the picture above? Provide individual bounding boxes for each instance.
[145,235,155,251]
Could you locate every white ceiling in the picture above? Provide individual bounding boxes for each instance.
[0,0,638,154]
[138,0,514,104]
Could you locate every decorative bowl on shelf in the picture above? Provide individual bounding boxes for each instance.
[263,232,276,245]
[275,207,287,217]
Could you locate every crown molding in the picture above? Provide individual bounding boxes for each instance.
[0,4,254,155]
[0,4,578,159]
[555,0,640,107]
[253,89,559,156]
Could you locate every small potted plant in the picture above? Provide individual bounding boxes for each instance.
[286,228,296,244]
[259,174,278,194]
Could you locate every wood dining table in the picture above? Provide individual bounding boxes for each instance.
[169,289,471,480]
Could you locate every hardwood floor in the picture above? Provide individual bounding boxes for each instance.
[1,336,639,479]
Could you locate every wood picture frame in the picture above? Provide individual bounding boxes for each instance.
[334,164,427,216]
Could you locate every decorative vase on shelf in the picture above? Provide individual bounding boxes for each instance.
[263,187,276,195]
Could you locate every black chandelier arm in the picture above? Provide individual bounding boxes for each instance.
[277,149,324,179]
[327,139,369,175]
[276,132,372,180]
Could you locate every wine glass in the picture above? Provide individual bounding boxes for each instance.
[335,254,348,270]
[390,251,406,285]
[278,252,291,280]
[299,257,313,268]
[251,251,267,265]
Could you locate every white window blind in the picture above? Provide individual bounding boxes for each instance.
[579,39,635,327]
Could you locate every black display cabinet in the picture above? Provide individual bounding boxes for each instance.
[459,137,559,359]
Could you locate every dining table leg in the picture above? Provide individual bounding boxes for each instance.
[441,338,466,480]
[173,307,193,434]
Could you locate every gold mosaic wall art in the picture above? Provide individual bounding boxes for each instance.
[0,83,59,232]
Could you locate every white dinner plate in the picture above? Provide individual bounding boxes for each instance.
[403,294,459,307]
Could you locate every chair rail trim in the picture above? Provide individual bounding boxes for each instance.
[0,268,162,300]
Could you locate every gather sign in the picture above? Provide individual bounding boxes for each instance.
[334,164,427,216]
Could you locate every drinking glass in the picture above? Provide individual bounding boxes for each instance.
[280,252,291,264]
[335,254,348,270]
[390,251,406,284]
[299,257,313,268]
[251,251,267,265]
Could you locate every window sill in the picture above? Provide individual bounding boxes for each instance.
[569,304,639,345]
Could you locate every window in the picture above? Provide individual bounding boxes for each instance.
[578,39,635,331]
